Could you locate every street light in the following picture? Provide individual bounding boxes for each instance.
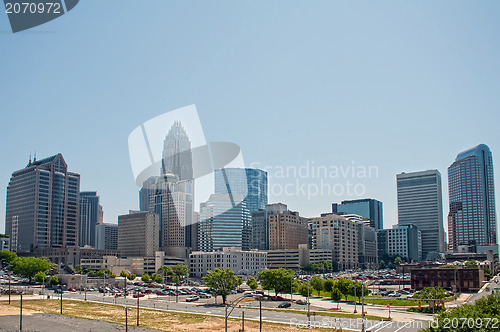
[254,294,263,332]
[123,306,131,332]
[224,294,251,332]
[353,283,357,314]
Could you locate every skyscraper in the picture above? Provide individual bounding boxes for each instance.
[332,198,383,230]
[95,223,118,250]
[448,144,497,251]
[397,170,445,259]
[5,154,80,253]
[268,204,308,250]
[79,191,103,247]
[162,121,193,181]
[198,194,251,252]
[214,168,268,212]
[118,211,159,257]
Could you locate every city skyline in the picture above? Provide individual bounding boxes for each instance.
[2,2,500,236]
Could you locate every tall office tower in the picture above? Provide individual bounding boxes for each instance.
[150,173,194,258]
[397,170,445,260]
[198,194,251,252]
[5,154,80,253]
[118,211,159,257]
[95,223,118,250]
[448,144,497,252]
[251,203,288,250]
[377,224,422,262]
[332,199,383,230]
[310,214,358,270]
[78,191,103,247]
[268,204,308,250]
[214,168,268,212]
[140,176,159,212]
[161,121,193,181]
[356,223,378,269]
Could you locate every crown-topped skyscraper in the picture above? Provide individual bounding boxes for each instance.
[161,121,193,181]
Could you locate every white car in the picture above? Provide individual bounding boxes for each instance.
[198,293,211,298]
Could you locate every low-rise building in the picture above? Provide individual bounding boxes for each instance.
[411,267,485,292]
[189,247,267,278]
[0,234,10,251]
[266,244,333,270]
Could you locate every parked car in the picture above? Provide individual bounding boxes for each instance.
[198,293,211,299]
[133,293,145,298]
[186,295,199,302]
[278,302,291,308]
[295,300,308,305]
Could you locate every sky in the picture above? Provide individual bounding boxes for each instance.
[1,1,500,237]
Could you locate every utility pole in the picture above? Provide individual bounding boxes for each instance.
[137,295,140,326]
[20,293,23,331]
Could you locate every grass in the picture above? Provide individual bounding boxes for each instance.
[256,306,390,321]
[311,290,429,306]
[0,299,350,331]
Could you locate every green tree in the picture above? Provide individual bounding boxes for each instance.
[171,263,189,280]
[0,250,18,267]
[120,271,128,278]
[465,260,479,268]
[331,288,343,309]
[34,271,46,284]
[324,279,334,296]
[414,286,448,301]
[246,276,258,291]
[152,274,163,283]
[298,281,312,297]
[310,275,324,296]
[349,281,368,301]
[336,278,352,301]
[141,273,151,282]
[10,257,52,281]
[379,260,386,269]
[127,273,136,281]
[49,275,59,286]
[484,267,493,280]
[202,268,242,305]
[258,268,294,296]
[394,257,402,266]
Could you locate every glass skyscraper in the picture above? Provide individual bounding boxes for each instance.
[214,168,268,212]
[198,194,251,252]
[162,121,193,181]
[79,191,103,247]
[5,154,80,253]
[332,198,383,230]
[448,144,497,251]
[397,170,445,259]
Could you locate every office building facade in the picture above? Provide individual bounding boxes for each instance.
[310,214,358,270]
[397,170,445,259]
[332,199,383,230]
[448,144,497,252]
[357,223,378,268]
[118,212,159,257]
[79,191,103,247]
[268,204,308,250]
[377,224,422,262]
[5,154,80,253]
[214,168,268,212]
[95,223,118,250]
[198,194,251,252]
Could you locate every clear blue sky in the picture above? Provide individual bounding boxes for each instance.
[1,1,500,237]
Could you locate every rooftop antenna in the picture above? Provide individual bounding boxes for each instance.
[29,152,32,165]
[34,150,36,162]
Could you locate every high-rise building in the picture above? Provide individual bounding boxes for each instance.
[268,204,308,250]
[251,203,288,250]
[214,168,268,212]
[162,121,193,181]
[332,199,383,230]
[79,191,103,247]
[377,224,422,262]
[356,223,378,269]
[118,212,159,257]
[310,214,358,270]
[198,194,251,252]
[149,173,194,258]
[5,154,80,253]
[448,144,497,252]
[397,170,445,259]
[95,223,118,250]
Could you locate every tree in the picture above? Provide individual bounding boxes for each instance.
[171,263,189,280]
[349,281,368,301]
[324,279,334,296]
[0,250,17,267]
[127,273,136,281]
[465,260,479,268]
[394,257,402,266]
[34,271,46,284]
[49,275,59,286]
[152,274,163,283]
[336,278,351,301]
[414,286,448,301]
[298,281,312,297]
[258,268,294,296]
[120,271,128,278]
[10,257,51,281]
[331,288,343,309]
[141,273,151,282]
[203,268,242,305]
[484,267,493,280]
[310,276,324,296]
[379,260,386,269]
[247,277,258,291]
